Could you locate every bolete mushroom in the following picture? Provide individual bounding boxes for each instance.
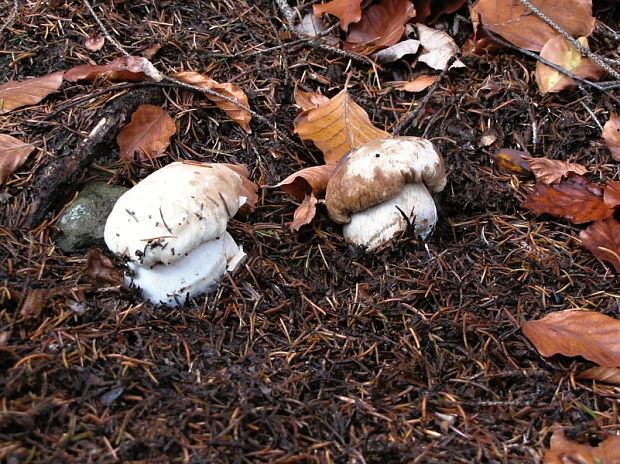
[104,161,257,305]
[325,136,447,249]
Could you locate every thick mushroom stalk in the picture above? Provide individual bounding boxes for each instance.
[104,161,257,305]
[325,137,447,250]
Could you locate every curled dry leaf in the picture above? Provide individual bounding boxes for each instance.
[521,174,614,224]
[294,88,329,111]
[84,34,105,51]
[604,182,620,208]
[116,104,177,161]
[579,217,620,272]
[372,39,421,64]
[313,0,363,31]
[0,135,36,184]
[391,75,439,92]
[0,71,64,114]
[294,88,390,164]
[412,0,468,24]
[344,0,416,55]
[415,24,465,70]
[578,366,620,386]
[64,56,162,82]
[82,248,124,286]
[217,163,259,214]
[291,194,319,231]
[172,71,252,133]
[523,156,588,184]
[522,310,620,368]
[472,0,595,52]
[544,423,620,464]
[602,113,620,161]
[271,164,336,200]
[536,36,605,93]
[491,148,532,176]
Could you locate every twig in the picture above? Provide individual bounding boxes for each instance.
[517,0,620,80]
[83,0,130,57]
[0,0,19,34]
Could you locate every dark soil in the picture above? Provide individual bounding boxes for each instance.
[1,1,619,463]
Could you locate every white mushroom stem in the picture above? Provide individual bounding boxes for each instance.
[343,183,438,250]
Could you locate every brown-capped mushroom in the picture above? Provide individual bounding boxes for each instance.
[104,161,257,305]
[325,136,447,249]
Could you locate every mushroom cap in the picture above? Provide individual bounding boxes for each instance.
[343,183,437,249]
[127,231,245,305]
[325,137,446,224]
[104,162,246,268]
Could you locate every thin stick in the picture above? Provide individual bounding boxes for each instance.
[0,0,19,34]
[83,0,130,56]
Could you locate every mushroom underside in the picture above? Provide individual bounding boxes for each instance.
[126,231,245,305]
[343,183,437,249]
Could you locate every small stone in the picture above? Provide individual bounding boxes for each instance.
[55,181,128,253]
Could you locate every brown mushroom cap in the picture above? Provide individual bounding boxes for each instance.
[325,137,447,224]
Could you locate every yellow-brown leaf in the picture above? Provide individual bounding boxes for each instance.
[291,194,319,231]
[116,105,177,161]
[271,164,336,200]
[0,71,64,114]
[602,113,620,161]
[313,0,363,31]
[544,423,620,464]
[0,134,36,184]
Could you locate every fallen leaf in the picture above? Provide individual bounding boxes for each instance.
[0,71,64,114]
[536,36,605,93]
[82,248,123,286]
[271,164,337,200]
[313,0,363,31]
[172,71,252,133]
[344,0,416,55]
[415,24,466,70]
[522,310,620,367]
[491,148,532,176]
[84,35,105,51]
[372,39,421,63]
[0,135,36,184]
[412,0,468,23]
[544,423,620,464]
[19,288,52,319]
[296,13,340,45]
[392,75,439,92]
[523,156,588,184]
[116,104,177,161]
[472,0,595,52]
[604,182,620,208]
[578,366,620,386]
[64,56,162,82]
[522,174,613,224]
[579,217,620,272]
[292,194,319,231]
[295,88,330,111]
[294,88,390,164]
[220,163,259,214]
[602,113,620,161]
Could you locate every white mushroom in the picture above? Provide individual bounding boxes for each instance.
[104,161,257,305]
[325,137,447,250]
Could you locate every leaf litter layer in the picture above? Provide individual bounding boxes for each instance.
[1,1,619,462]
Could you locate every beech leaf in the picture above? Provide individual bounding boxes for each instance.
[523,156,588,184]
[172,71,252,133]
[536,36,604,93]
[391,75,439,92]
[544,423,620,464]
[604,182,620,208]
[294,88,389,164]
[291,194,319,231]
[372,39,421,64]
[0,71,64,114]
[64,56,162,82]
[313,0,363,31]
[344,0,416,55]
[116,105,177,161]
[416,24,466,70]
[472,0,595,52]
[522,310,620,368]
[491,148,532,176]
[578,366,620,386]
[602,113,620,161]
[521,174,613,224]
[271,164,336,200]
[82,248,123,286]
[0,134,36,184]
[412,0,468,24]
[579,217,620,272]
[294,88,329,111]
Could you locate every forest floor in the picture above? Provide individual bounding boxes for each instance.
[1,1,619,463]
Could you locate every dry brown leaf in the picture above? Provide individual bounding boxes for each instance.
[64,56,162,82]
[416,24,465,69]
[604,182,620,208]
[521,174,613,224]
[220,163,259,214]
[294,88,389,164]
[292,194,319,231]
[295,88,329,111]
[19,288,52,319]
[523,156,588,184]
[602,113,620,161]
[344,0,416,55]
[0,71,64,114]
[522,310,620,367]
[82,248,123,286]
[544,423,620,464]
[472,0,595,52]
[84,35,105,51]
[313,0,363,31]
[393,75,439,92]
[296,13,340,45]
[578,366,620,386]
[0,135,36,184]
[491,148,532,176]
[536,36,605,93]
[271,164,336,200]
[172,71,252,133]
[412,0,468,23]
[579,217,620,272]
[116,104,177,161]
